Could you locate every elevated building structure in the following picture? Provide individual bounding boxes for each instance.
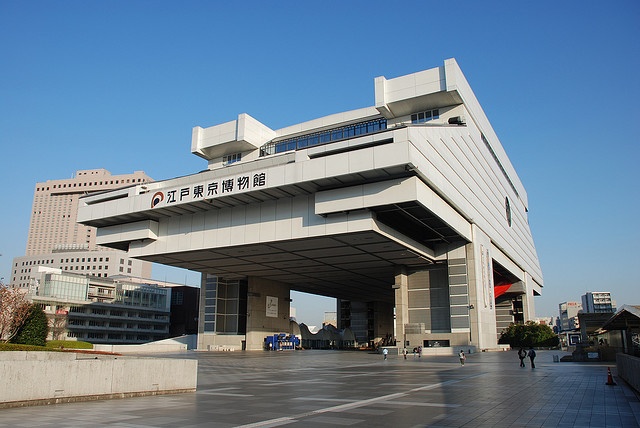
[77,59,543,351]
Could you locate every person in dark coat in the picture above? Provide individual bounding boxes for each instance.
[528,347,536,369]
[518,347,527,367]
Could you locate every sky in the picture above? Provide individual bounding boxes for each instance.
[1,1,638,326]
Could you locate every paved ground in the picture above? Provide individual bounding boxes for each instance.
[1,349,639,427]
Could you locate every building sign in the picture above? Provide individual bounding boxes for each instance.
[480,245,494,310]
[150,172,267,209]
[266,296,278,318]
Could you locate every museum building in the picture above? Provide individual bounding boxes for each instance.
[77,58,543,351]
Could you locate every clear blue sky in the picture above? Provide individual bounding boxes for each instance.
[1,1,638,326]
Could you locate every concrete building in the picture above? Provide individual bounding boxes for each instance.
[559,301,582,331]
[28,267,170,344]
[11,169,153,288]
[77,59,543,352]
[582,291,616,313]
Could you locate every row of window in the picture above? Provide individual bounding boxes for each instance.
[259,118,388,157]
[69,307,168,320]
[18,256,111,266]
[68,320,165,330]
[223,153,242,165]
[36,178,147,192]
[411,109,440,124]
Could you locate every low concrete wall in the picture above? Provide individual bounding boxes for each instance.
[616,353,640,393]
[198,333,245,351]
[93,335,197,353]
[0,351,197,408]
[94,343,187,354]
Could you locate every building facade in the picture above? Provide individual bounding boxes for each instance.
[582,292,616,314]
[77,59,543,352]
[11,169,153,288]
[29,267,171,344]
[559,301,582,331]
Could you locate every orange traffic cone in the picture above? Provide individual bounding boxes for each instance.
[606,367,616,386]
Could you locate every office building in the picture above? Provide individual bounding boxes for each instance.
[11,169,153,288]
[29,267,170,344]
[78,59,543,351]
[582,291,616,313]
[559,301,582,331]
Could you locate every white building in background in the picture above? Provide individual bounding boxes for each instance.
[77,59,543,352]
[11,169,153,288]
[28,267,170,344]
[581,291,616,314]
[559,301,582,331]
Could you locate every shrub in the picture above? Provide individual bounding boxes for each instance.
[46,340,93,350]
[499,321,559,348]
[11,304,49,346]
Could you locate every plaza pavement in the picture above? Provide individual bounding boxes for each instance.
[0,349,638,427]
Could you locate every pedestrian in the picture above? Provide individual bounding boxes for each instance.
[413,347,417,359]
[418,346,422,358]
[383,348,388,360]
[518,347,527,367]
[528,347,536,369]
[458,349,466,366]
[403,347,408,359]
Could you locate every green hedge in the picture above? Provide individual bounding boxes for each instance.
[0,341,93,352]
[46,340,93,350]
[0,343,51,352]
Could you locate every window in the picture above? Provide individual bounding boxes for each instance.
[261,118,387,156]
[223,153,242,166]
[411,109,440,124]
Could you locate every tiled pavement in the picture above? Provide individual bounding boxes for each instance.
[0,349,638,427]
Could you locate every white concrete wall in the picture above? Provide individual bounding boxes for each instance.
[93,342,188,354]
[0,351,197,407]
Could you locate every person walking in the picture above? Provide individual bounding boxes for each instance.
[458,350,466,366]
[383,348,388,360]
[403,347,408,360]
[518,347,527,367]
[528,347,536,369]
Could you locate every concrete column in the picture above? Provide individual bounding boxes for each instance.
[520,273,535,321]
[393,267,409,347]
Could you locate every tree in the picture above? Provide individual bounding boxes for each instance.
[0,286,31,343]
[11,304,49,346]
[50,312,68,341]
[499,321,559,348]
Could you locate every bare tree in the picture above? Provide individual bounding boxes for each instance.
[50,310,68,341]
[0,286,32,343]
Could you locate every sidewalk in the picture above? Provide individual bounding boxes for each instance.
[0,349,638,427]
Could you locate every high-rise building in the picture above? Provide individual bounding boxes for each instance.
[581,292,616,314]
[11,169,153,288]
[558,301,582,331]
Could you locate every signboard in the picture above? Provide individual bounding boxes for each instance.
[150,172,267,209]
[266,296,278,318]
[568,333,581,346]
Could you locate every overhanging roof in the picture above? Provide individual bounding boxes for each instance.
[137,230,448,303]
[601,305,640,331]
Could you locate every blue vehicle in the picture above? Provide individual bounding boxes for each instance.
[265,333,300,351]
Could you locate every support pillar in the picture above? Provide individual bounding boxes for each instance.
[393,267,409,348]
